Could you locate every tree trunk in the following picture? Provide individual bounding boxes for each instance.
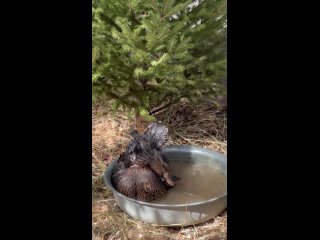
[135,114,150,133]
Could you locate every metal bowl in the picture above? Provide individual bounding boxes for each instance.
[104,145,227,226]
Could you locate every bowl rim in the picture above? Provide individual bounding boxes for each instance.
[104,145,227,208]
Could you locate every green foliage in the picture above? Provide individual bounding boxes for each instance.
[92,0,227,118]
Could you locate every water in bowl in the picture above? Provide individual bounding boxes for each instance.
[152,161,227,204]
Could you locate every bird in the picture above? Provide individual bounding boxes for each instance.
[111,122,176,202]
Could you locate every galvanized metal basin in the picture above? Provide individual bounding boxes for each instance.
[104,145,227,226]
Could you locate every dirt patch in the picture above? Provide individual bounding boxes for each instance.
[92,102,227,240]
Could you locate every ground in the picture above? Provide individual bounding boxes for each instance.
[92,101,227,240]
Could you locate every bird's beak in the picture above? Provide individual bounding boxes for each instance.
[163,172,175,187]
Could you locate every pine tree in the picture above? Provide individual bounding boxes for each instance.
[92,0,227,119]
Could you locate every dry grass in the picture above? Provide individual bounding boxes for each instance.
[156,102,227,154]
[92,101,227,240]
